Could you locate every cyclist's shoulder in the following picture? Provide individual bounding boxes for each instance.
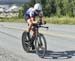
[27,7,35,12]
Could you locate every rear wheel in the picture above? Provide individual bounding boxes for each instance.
[35,33,47,58]
[22,31,31,52]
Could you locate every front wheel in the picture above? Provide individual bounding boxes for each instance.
[35,33,47,58]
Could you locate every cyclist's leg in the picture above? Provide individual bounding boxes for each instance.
[26,19,36,50]
[27,19,32,32]
[31,29,36,50]
[25,15,32,39]
[26,19,32,42]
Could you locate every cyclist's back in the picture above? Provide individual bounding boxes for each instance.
[26,7,41,21]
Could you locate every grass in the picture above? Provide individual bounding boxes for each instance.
[0,17,25,23]
[0,17,75,24]
[43,17,75,24]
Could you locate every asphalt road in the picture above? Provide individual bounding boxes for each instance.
[0,22,75,61]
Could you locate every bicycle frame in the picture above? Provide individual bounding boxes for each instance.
[32,25,48,38]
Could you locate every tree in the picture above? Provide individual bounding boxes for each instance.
[18,4,30,18]
[19,0,75,17]
[30,0,36,6]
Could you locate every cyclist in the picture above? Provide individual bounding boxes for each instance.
[25,3,46,50]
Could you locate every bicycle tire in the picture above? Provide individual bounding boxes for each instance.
[35,33,47,58]
[22,31,31,53]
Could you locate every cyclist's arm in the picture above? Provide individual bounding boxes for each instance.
[39,11,43,21]
[38,11,46,25]
[29,11,37,24]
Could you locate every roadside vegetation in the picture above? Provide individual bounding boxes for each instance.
[44,17,75,24]
[0,17,25,23]
[0,17,75,24]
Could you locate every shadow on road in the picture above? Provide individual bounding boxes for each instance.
[28,50,75,59]
[43,50,75,59]
[22,47,75,60]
